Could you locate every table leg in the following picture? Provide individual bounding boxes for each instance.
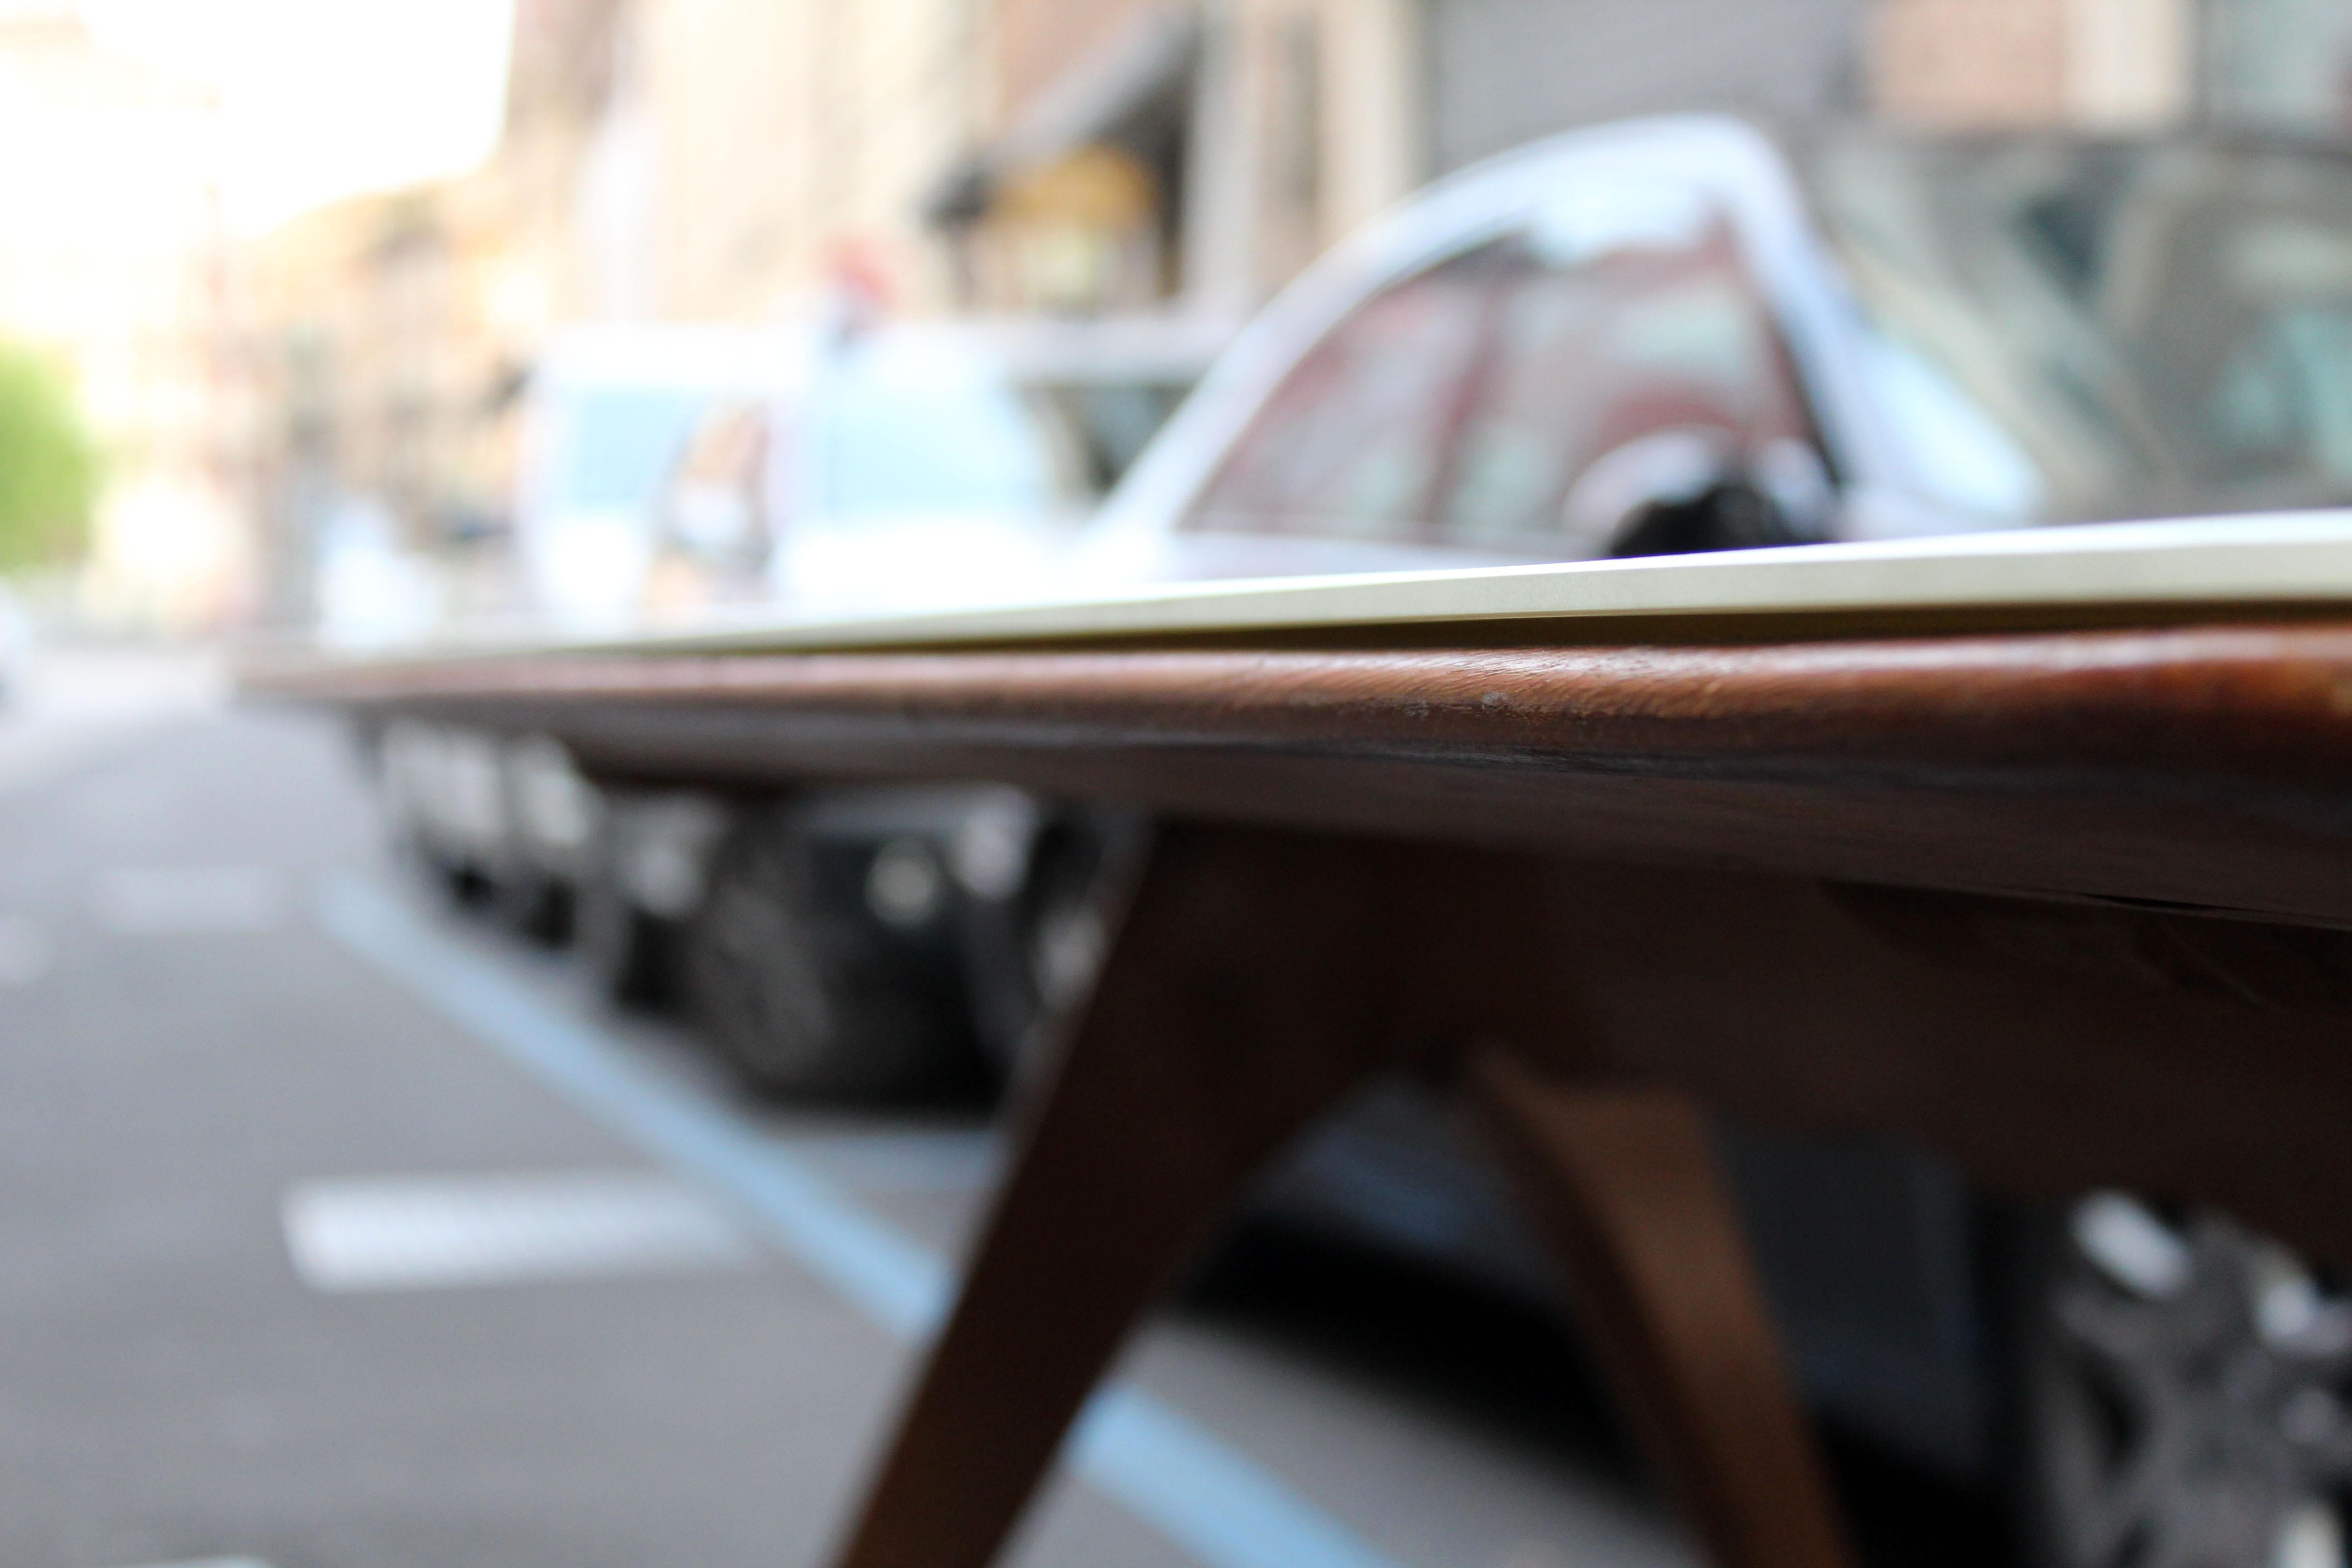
[1466,1049,1853,1568]
[827,825,1403,1568]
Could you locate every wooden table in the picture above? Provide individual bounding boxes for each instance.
[249,519,2352,1568]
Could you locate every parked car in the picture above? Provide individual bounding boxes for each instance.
[514,314,1219,631]
[973,115,2352,1568]
[378,314,1217,1090]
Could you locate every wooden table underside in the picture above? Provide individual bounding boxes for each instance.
[255,618,2352,1568]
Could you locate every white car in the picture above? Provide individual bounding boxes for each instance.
[377,314,1219,1057]
[968,115,2352,1568]
[1082,113,2352,583]
[514,316,1219,632]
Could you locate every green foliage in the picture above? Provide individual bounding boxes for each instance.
[0,344,98,572]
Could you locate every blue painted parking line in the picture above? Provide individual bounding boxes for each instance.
[316,872,1411,1568]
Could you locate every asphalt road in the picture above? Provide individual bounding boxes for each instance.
[0,650,1978,1568]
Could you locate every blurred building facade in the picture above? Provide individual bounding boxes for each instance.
[1418,0,1867,170]
[245,0,628,622]
[619,0,987,319]
[237,0,2352,625]
[1870,0,2352,130]
[929,0,1423,317]
[0,1,245,631]
[1871,0,2197,126]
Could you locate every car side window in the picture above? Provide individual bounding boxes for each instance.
[1179,247,1506,541]
[1440,207,1820,550]
[1184,189,1823,554]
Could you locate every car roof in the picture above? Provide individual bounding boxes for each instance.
[1085,115,1814,543]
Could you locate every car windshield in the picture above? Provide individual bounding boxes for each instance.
[549,388,710,513]
[1805,133,2352,524]
[809,347,1087,521]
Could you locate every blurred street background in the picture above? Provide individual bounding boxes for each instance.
[0,656,2010,1568]
[0,662,1724,1568]
[0,0,2346,639]
[11,3,2352,1567]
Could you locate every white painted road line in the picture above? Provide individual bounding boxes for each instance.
[283,1170,756,1292]
[92,867,288,934]
[317,870,1414,1568]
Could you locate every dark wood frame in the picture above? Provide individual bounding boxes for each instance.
[252,617,2352,1568]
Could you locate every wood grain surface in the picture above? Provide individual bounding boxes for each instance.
[250,620,2352,926]
[249,619,2352,1251]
